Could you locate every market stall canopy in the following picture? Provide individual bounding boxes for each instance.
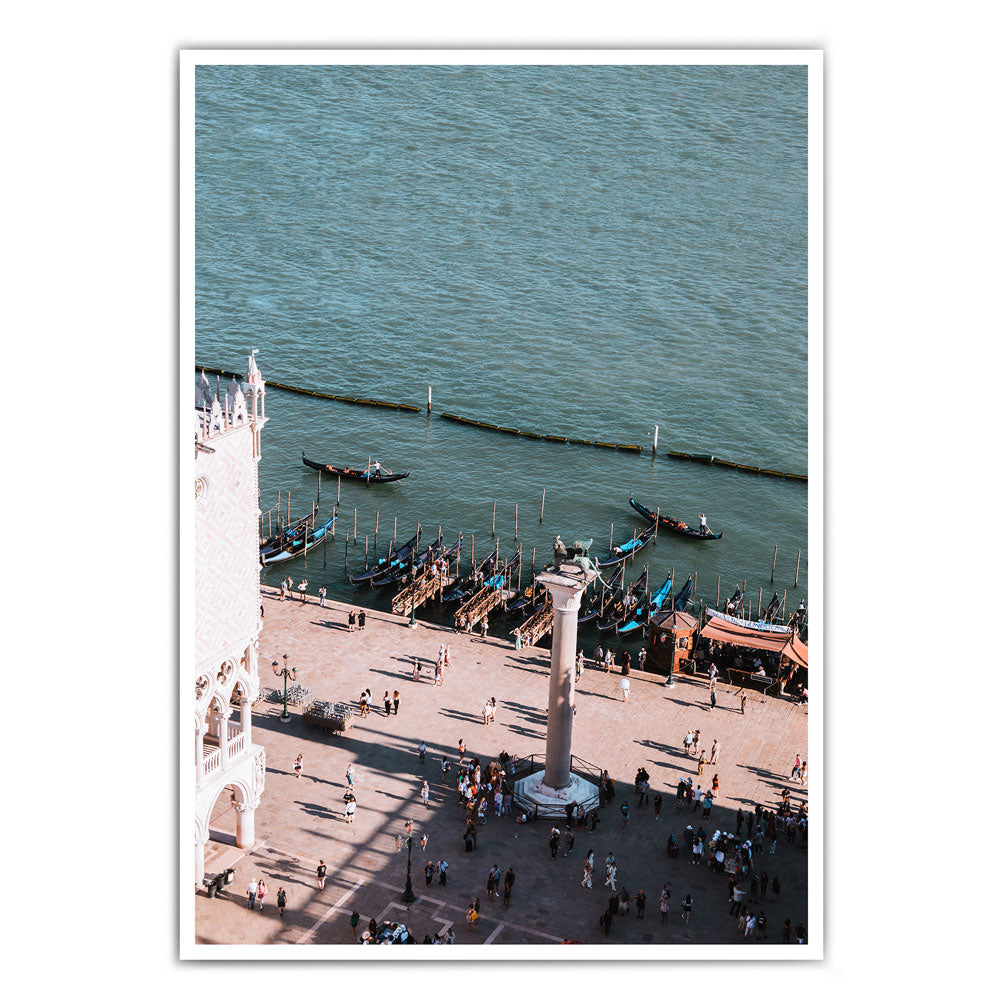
[780,631,809,670]
[699,609,793,655]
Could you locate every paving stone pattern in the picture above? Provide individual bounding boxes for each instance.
[194,589,809,947]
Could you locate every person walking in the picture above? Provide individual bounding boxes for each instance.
[563,828,575,856]
[697,751,706,776]
[503,867,515,907]
[345,764,355,789]
[620,676,630,702]
[293,753,303,779]
[424,861,434,887]
[639,779,650,807]
[420,833,428,852]
[344,792,357,824]
[487,864,500,900]
[276,886,286,919]
[740,693,747,715]
[316,861,327,890]
[781,918,792,943]
[576,649,585,682]
[771,874,781,903]
[711,774,720,799]
[350,910,360,941]
[652,792,662,820]
[682,894,693,925]
[600,908,613,936]
[383,691,392,716]
[659,885,670,924]
[418,740,426,764]
[247,879,257,909]
[582,861,593,889]
[458,739,466,764]
[620,801,630,829]
[393,690,400,715]
[549,827,561,859]
[709,681,717,711]
[256,879,267,912]
[635,889,646,919]
[710,740,719,765]
[437,859,448,886]
[605,863,618,892]
[318,584,327,608]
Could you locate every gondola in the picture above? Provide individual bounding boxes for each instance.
[262,515,335,565]
[724,586,743,616]
[443,550,500,602]
[596,523,656,568]
[349,530,421,585]
[578,563,625,623]
[669,575,693,612]
[628,494,724,540]
[302,452,410,485]
[377,539,445,587]
[259,510,319,560]
[487,549,520,590]
[761,592,781,623]
[617,574,672,635]
[597,565,649,632]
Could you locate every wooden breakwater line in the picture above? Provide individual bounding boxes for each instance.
[196,364,422,414]
[440,412,643,454]
[666,451,807,483]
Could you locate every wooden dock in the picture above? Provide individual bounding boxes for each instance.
[517,600,554,646]
[390,564,455,616]
[454,583,508,631]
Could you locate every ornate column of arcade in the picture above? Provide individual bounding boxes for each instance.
[234,800,255,849]
[195,721,207,789]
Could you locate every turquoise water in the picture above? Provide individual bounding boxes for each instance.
[195,63,809,634]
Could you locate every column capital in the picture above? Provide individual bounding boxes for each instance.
[537,564,594,613]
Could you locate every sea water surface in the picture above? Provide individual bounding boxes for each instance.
[194,63,809,636]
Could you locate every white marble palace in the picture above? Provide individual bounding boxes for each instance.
[192,354,268,888]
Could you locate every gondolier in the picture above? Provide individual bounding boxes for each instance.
[699,513,709,536]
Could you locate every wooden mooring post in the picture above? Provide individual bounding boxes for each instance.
[492,501,496,537]
[654,507,660,544]
[771,544,778,584]
[717,576,721,608]
[539,489,546,523]
[337,476,341,504]
[353,508,357,544]
[514,503,518,539]
[795,549,801,587]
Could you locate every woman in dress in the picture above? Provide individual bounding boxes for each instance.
[420,780,430,807]
[256,879,267,912]
[293,753,303,779]
[659,885,670,924]
[682,894,693,924]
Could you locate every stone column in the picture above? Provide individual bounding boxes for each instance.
[195,721,206,789]
[537,565,590,790]
[218,708,232,770]
[194,827,207,886]
[240,698,251,741]
[235,800,255,849]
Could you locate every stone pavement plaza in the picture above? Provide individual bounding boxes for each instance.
[194,587,809,947]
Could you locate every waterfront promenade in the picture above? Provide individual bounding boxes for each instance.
[194,587,808,946]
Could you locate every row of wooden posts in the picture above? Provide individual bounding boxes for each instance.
[264,480,803,592]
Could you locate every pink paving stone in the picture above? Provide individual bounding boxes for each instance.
[193,588,809,947]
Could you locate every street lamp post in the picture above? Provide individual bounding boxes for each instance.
[402,835,416,904]
[272,653,297,723]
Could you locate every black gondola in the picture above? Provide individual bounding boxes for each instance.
[724,586,743,616]
[378,539,445,587]
[670,576,693,612]
[597,565,649,632]
[596,524,656,568]
[761,592,781,623]
[349,530,421,585]
[578,563,625,623]
[302,452,410,485]
[628,494,724,540]
[443,550,501,602]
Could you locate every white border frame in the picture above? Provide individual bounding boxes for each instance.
[180,48,822,961]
